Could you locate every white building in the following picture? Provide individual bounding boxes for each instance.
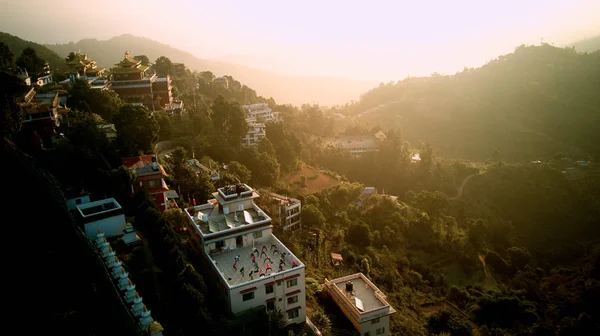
[241,120,266,146]
[187,158,220,181]
[324,273,396,336]
[184,184,306,324]
[76,198,127,239]
[65,189,91,210]
[243,103,280,122]
[269,192,302,231]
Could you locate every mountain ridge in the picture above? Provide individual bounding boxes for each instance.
[44,34,376,105]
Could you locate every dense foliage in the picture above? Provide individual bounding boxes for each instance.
[331,45,600,161]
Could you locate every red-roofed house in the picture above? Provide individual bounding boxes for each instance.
[121,154,178,211]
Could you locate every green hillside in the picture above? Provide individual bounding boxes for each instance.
[570,35,600,53]
[338,44,600,161]
[0,32,67,72]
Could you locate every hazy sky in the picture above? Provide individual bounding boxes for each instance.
[1,0,599,81]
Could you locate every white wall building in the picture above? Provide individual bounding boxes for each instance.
[76,198,127,239]
[65,190,91,210]
[243,103,280,122]
[184,184,306,324]
[269,192,302,231]
[324,273,396,336]
[241,120,266,146]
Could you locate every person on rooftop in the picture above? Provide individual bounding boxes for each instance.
[271,243,277,251]
[264,256,272,264]
[273,248,279,255]
[233,262,238,271]
[259,269,265,277]
[266,264,272,274]
[279,263,284,272]
[234,255,240,263]
[240,266,245,276]
[262,245,267,252]
[252,255,256,263]
[292,260,298,268]
[261,250,268,258]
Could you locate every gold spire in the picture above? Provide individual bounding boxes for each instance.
[136,292,140,298]
[143,305,148,312]
[97,228,101,233]
[128,279,133,286]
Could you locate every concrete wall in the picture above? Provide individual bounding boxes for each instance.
[229,266,306,325]
[66,195,90,210]
[84,214,127,239]
[359,315,390,336]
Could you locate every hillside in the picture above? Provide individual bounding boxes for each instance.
[44,34,376,105]
[338,44,600,161]
[0,32,67,72]
[570,34,600,53]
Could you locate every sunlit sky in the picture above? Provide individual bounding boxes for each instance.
[1,0,599,81]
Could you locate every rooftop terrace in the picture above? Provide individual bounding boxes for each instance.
[76,198,122,217]
[210,234,303,287]
[187,201,269,236]
[325,273,396,322]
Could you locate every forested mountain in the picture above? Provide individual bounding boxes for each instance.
[570,35,600,53]
[0,32,67,72]
[44,34,375,105]
[336,44,600,161]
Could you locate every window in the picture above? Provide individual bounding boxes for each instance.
[364,333,370,336]
[75,199,82,204]
[371,318,380,324]
[266,284,274,294]
[287,295,298,304]
[253,231,263,239]
[287,309,299,319]
[148,180,156,188]
[216,240,225,249]
[277,281,282,286]
[286,278,297,288]
[242,292,255,301]
[266,301,275,311]
[375,327,385,335]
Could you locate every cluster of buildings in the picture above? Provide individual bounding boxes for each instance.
[17,62,53,87]
[17,50,186,149]
[241,103,280,146]
[64,192,162,335]
[58,51,184,115]
[324,131,387,156]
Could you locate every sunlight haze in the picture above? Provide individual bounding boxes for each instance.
[1,0,598,82]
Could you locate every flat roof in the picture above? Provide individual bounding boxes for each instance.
[76,198,121,217]
[187,201,269,235]
[210,233,304,287]
[329,273,395,313]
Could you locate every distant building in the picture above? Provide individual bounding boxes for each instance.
[75,198,126,239]
[184,184,306,325]
[121,154,179,212]
[324,273,396,336]
[324,132,386,156]
[18,67,31,86]
[98,123,117,141]
[187,158,220,181]
[65,52,106,77]
[242,120,266,146]
[110,51,176,111]
[243,103,280,122]
[268,192,302,231]
[20,90,69,147]
[214,76,229,88]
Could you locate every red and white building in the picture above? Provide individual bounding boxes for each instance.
[122,155,178,212]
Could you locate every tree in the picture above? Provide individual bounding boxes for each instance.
[0,71,27,137]
[113,105,159,156]
[347,222,373,247]
[506,246,532,270]
[154,56,173,76]
[302,204,325,230]
[15,47,45,75]
[211,96,248,146]
[226,161,252,183]
[66,110,109,153]
[154,111,173,141]
[134,55,150,66]
[0,42,14,70]
[198,71,215,83]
